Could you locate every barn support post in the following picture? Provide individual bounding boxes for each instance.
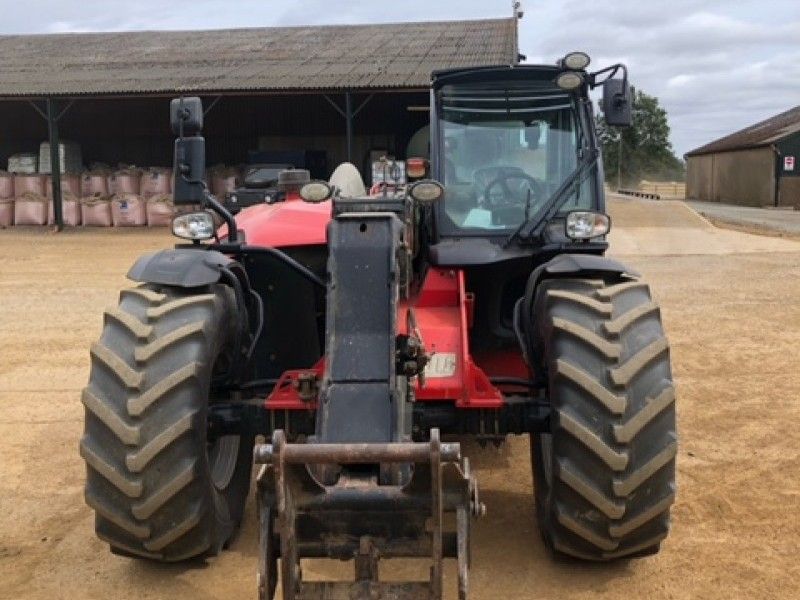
[345,91,353,163]
[323,92,374,166]
[27,98,74,231]
[47,99,63,231]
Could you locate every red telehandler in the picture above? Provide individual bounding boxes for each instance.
[81,53,676,599]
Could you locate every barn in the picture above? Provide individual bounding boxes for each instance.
[0,17,520,227]
[685,105,800,208]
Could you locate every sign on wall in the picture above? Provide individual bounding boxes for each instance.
[785,155,795,172]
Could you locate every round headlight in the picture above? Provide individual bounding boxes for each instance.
[299,181,333,203]
[408,180,444,203]
[565,211,611,240]
[563,51,591,70]
[556,71,584,91]
[172,211,216,240]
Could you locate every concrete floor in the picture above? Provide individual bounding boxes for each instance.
[686,200,800,237]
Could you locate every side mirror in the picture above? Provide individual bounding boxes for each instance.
[170,97,206,205]
[602,78,632,127]
[170,97,203,136]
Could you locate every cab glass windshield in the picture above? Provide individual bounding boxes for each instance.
[438,81,593,233]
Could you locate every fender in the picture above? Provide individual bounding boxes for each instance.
[128,248,258,382]
[516,253,640,366]
[127,248,246,288]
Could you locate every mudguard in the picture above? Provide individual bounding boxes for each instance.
[516,253,640,365]
[127,248,240,288]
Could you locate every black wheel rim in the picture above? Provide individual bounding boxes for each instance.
[208,435,240,491]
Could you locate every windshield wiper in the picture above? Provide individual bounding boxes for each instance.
[502,149,599,248]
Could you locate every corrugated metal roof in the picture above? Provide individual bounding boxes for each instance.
[686,105,800,157]
[0,18,518,98]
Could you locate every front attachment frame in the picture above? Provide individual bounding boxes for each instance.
[255,429,482,600]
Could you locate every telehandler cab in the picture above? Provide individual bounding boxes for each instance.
[81,53,676,599]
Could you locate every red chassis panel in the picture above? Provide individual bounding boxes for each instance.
[265,268,528,411]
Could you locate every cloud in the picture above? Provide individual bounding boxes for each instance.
[526,1,800,154]
[1,1,799,156]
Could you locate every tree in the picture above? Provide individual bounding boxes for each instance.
[596,90,684,186]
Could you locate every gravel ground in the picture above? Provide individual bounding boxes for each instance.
[1,200,799,599]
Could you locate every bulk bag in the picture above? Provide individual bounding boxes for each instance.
[111,193,146,227]
[45,174,81,199]
[81,172,110,197]
[210,165,240,196]
[14,193,48,225]
[0,172,13,199]
[145,194,174,226]
[0,198,13,226]
[141,168,172,199]
[108,169,142,195]
[13,174,46,197]
[81,195,113,227]
[47,193,82,226]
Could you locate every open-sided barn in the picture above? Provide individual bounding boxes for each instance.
[0,17,520,226]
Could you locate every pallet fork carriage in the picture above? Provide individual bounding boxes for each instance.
[255,430,480,599]
[81,53,677,599]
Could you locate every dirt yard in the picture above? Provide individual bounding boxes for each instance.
[2,197,800,599]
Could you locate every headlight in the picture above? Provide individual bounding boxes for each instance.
[556,71,584,91]
[562,51,591,70]
[172,211,216,240]
[408,180,444,203]
[565,211,611,240]
[300,181,333,203]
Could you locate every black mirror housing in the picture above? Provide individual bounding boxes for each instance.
[173,137,206,205]
[170,97,204,136]
[602,78,632,127]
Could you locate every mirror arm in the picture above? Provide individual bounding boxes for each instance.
[201,187,239,244]
[588,63,627,90]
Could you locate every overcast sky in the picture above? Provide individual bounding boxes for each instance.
[3,0,799,156]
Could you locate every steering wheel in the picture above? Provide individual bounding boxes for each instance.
[482,172,540,209]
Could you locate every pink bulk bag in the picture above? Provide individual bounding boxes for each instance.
[145,194,174,226]
[14,193,48,225]
[81,195,113,227]
[111,193,146,226]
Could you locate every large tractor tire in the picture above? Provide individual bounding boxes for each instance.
[80,283,254,561]
[529,277,676,560]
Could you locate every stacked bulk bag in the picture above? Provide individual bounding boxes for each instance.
[0,198,12,226]
[0,171,13,198]
[47,193,82,226]
[81,194,114,227]
[14,192,48,225]
[111,193,146,226]
[43,174,83,226]
[14,173,46,197]
[0,172,13,226]
[141,168,172,199]
[13,175,48,225]
[145,194,174,226]
[108,167,142,195]
[210,165,240,196]
[81,170,110,197]
[45,174,81,198]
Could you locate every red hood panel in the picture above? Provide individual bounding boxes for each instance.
[225,199,332,247]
